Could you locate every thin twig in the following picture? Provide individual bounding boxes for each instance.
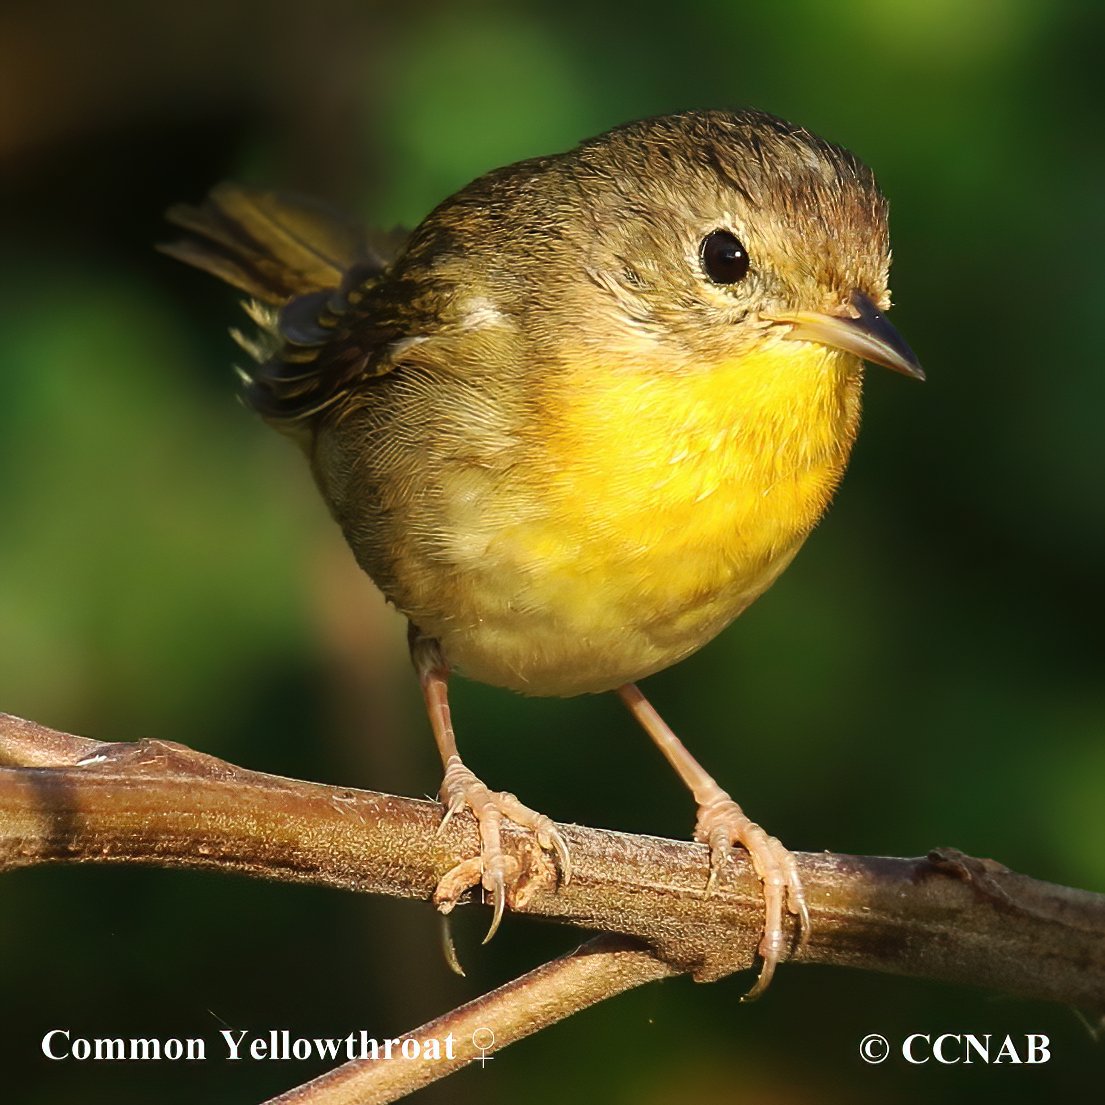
[263,935,674,1105]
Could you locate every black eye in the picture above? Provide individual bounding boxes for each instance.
[700,229,750,285]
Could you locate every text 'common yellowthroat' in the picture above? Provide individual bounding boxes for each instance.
[164,110,922,997]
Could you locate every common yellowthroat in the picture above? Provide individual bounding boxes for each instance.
[163,109,922,998]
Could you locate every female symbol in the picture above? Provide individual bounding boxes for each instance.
[471,1028,496,1068]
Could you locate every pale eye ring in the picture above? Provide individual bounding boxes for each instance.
[700,229,750,285]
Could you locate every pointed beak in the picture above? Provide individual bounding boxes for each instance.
[763,290,924,381]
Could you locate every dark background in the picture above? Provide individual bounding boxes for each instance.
[1,1,1102,1102]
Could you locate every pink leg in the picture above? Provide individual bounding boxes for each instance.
[411,632,570,941]
[618,683,809,999]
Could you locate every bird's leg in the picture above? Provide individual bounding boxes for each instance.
[410,630,571,941]
[617,683,809,999]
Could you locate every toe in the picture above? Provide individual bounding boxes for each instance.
[491,790,572,884]
[433,856,483,913]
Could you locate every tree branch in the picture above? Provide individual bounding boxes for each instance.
[3,710,1104,1103]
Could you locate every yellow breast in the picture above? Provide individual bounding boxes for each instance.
[433,340,863,696]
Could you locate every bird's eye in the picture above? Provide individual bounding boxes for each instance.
[700,229,750,285]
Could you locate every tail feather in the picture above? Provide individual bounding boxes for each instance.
[161,183,408,429]
[159,183,383,303]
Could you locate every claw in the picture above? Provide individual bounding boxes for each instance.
[704,826,731,896]
[440,915,466,977]
[548,828,572,886]
[438,791,466,834]
[528,814,573,886]
[482,870,507,944]
[739,955,776,1003]
[793,894,812,952]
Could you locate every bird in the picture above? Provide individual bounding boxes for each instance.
[162,108,922,998]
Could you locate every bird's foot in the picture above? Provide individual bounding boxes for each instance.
[433,755,571,941]
[694,790,809,1000]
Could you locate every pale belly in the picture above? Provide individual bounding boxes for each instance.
[428,527,805,696]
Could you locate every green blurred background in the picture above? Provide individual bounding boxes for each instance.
[1,0,1102,1101]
